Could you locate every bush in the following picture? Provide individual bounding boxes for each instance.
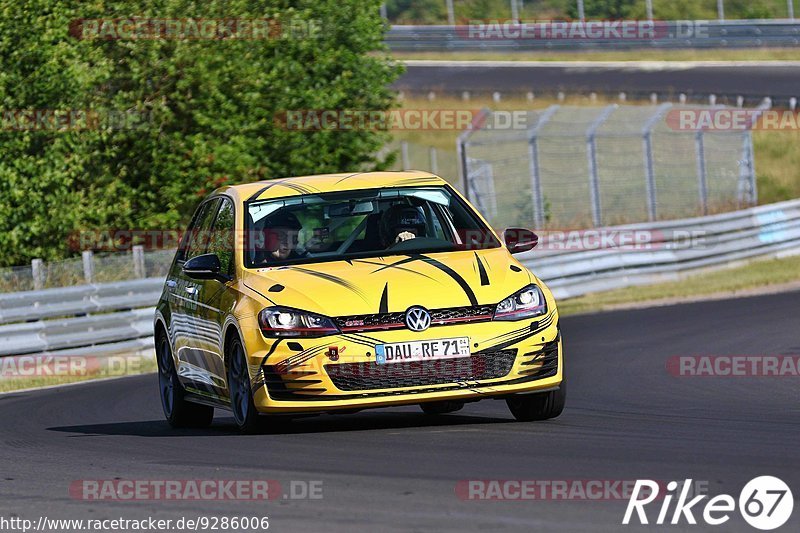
[0,0,401,266]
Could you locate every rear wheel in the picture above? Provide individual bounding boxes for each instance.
[156,332,214,428]
[420,400,464,415]
[506,380,566,422]
[227,336,263,434]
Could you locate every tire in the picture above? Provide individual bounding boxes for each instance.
[227,336,263,434]
[156,332,214,428]
[506,379,566,422]
[420,400,464,415]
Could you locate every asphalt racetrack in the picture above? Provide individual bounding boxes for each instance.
[1,290,798,532]
[395,61,800,104]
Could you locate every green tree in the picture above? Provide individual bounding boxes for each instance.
[0,0,401,266]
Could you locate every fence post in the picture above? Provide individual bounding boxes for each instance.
[379,3,387,19]
[133,245,146,279]
[456,108,491,202]
[586,105,618,227]
[31,259,44,291]
[641,103,673,222]
[400,141,410,170]
[645,0,654,21]
[446,0,455,25]
[511,0,520,21]
[717,0,725,21]
[577,0,585,21]
[790,0,796,20]
[82,250,94,284]
[695,132,709,215]
[527,105,560,228]
[429,146,439,175]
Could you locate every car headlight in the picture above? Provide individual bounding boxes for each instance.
[494,285,547,321]
[258,307,340,338]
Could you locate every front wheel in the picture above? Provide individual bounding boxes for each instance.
[506,380,566,422]
[156,332,214,428]
[227,336,263,434]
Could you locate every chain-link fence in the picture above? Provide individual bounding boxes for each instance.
[460,104,760,230]
[0,248,176,293]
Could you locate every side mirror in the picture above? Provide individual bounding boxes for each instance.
[504,228,538,255]
[183,254,231,282]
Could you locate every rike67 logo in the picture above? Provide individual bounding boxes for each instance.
[623,477,793,530]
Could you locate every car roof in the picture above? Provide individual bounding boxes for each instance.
[217,171,448,203]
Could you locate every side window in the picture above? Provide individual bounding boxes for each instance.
[183,198,221,261]
[208,198,235,275]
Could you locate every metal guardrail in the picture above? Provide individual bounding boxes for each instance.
[386,21,800,51]
[520,198,800,298]
[1,199,799,359]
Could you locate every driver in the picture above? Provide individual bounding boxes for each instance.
[259,210,305,263]
[379,204,428,247]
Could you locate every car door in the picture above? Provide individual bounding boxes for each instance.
[193,196,237,399]
[168,197,221,393]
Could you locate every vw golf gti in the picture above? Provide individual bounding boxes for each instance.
[154,171,564,432]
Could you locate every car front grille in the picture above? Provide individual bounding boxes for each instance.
[334,304,496,333]
[324,349,517,391]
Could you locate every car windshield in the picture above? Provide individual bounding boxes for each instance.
[244,186,500,268]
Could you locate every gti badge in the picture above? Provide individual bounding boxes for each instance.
[405,306,431,332]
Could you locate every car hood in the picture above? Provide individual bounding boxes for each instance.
[242,248,533,316]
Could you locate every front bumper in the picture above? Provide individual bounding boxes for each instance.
[243,311,563,414]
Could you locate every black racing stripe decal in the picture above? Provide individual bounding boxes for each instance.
[259,339,284,367]
[286,266,370,303]
[418,255,479,306]
[359,258,439,281]
[510,265,522,272]
[335,172,366,184]
[371,256,424,273]
[379,283,389,314]
[475,252,490,286]
[248,178,290,201]
[243,282,277,305]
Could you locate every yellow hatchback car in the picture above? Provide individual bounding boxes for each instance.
[154,171,564,432]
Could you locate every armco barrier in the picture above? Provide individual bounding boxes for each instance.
[1,199,799,361]
[386,21,800,51]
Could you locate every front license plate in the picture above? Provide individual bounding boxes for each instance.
[375,337,470,365]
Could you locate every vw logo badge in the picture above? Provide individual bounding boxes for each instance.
[405,306,431,332]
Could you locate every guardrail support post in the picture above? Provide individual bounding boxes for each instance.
[82,250,94,284]
[695,132,709,215]
[31,259,44,291]
[586,105,618,227]
[577,0,585,21]
[645,0,654,21]
[133,245,146,279]
[527,105,560,228]
[446,0,455,25]
[789,0,795,20]
[642,103,672,222]
[717,0,725,21]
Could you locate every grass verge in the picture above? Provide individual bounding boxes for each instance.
[557,254,800,316]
